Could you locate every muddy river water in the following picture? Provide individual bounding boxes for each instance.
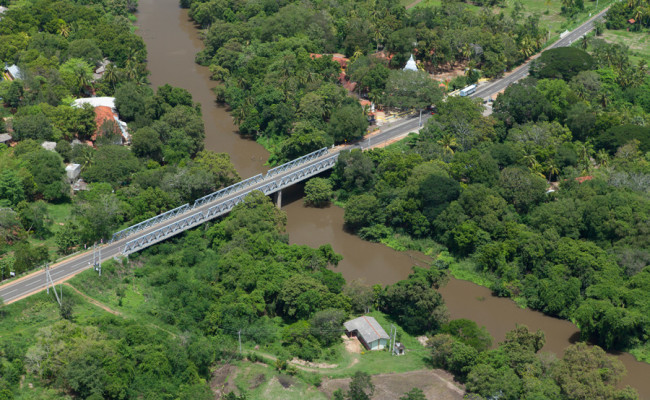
[135,0,650,396]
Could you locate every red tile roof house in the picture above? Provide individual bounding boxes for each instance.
[72,97,131,145]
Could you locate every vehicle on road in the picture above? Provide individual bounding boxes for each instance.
[459,84,477,97]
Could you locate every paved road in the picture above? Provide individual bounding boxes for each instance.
[0,118,425,304]
[0,7,610,305]
[471,7,610,100]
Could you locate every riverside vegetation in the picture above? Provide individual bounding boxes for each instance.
[0,0,240,280]
[329,41,650,363]
[0,0,648,399]
[0,192,640,399]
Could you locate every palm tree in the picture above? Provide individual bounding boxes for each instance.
[103,63,119,89]
[79,147,94,171]
[519,36,535,58]
[599,92,611,109]
[522,150,540,170]
[546,161,559,183]
[461,43,473,61]
[595,149,609,167]
[576,142,594,173]
[580,35,589,50]
[58,21,70,38]
[350,49,364,65]
[437,134,458,155]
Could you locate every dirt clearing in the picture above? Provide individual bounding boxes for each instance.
[320,369,464,400]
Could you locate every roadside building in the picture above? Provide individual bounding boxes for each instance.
[41,141,57,151]
[65,164,81,183]
[344,316,390,351]
[0,133,12,145]
[4,64,22,80]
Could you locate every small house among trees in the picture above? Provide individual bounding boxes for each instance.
[344,316,390,351]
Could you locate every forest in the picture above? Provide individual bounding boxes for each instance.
[184,0,557,159]
[0,0,240,280]
[328,40,650,359]
[0,191,640,399]
[0,0,648,398]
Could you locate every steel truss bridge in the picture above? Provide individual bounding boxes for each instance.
[116,148,338,254]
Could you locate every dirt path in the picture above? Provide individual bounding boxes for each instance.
[64,283,122,315]
[64,283,178,338]
[249,350,360,373]
[405,0,424,9]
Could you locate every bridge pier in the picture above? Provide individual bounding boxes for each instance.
[275,190,282,208]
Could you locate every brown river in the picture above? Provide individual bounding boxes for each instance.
[135,0,650,396]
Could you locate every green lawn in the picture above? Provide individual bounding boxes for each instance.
[601,29,650,64]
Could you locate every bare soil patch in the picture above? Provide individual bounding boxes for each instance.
[320,369,464,400]
[249,373,267,390]
[210,363,238,399]
[343,335,362,354]
[291,358,338,369]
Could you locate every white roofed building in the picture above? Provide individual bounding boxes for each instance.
[344,316,390,351]
[403,55,418,72]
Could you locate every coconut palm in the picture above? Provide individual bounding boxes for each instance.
[522,150,540,170]
[576,142,594,173]
[546,161,559,183]
[58,21,71,38]
[595,149,610,167]
[103,63,119,89]
[437,134,458,155]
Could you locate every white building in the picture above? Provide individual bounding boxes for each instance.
[65,164,81,183]
[344,316,390,351]
[41,141,57,151]
[403,54,418,72]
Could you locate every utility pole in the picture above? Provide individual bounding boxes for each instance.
[390,325,397,356]
[238,330,242,354]
[45,264,61,306]
[93,243,101,276]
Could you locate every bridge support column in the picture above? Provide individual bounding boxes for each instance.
[275,190,282,208]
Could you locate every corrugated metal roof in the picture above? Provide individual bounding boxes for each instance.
[344,316,389,343]
[0,133,12,143]
[6,65,21,79]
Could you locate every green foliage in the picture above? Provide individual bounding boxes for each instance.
[383,70,443,110]
[328,104,368,144]
[304,177,333,207]
[380,267,448,335]
[400,388,425,400]
[82,145,141,186]
[442,319,493,352]
[530,47,595,81]
[333,37,650,359]
[346,371,374,400]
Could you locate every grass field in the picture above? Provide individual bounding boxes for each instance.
[601,29,650,64]
[408,0,617,39]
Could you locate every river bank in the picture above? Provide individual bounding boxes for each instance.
[134,1,650,397]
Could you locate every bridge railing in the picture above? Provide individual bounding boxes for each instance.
[192,173,264,209]
[115,147,335,248]
[122,211,206,254]
[265,147,329,179]
[111,203,191,242]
